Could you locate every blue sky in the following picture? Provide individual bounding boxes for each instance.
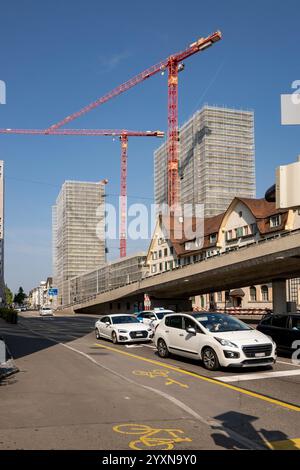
[0,0,300,293]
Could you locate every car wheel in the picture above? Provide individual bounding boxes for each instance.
[112,331,118,344]
[157,339,169,358]
[95,328,100,340]
[202,347,220,371]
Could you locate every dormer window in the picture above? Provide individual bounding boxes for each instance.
[235,227,243,238]
[209,233,217,244]
[270,214,281,228]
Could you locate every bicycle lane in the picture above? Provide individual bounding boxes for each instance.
[17,318,299,450]
[1,320,225,450]
[79,339,300,450]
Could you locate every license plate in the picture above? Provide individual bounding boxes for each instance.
[255,352,266,357]
[136,333,143,337]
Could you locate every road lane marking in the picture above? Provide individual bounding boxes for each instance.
[215,369,300,382]
[113,423,192,450]
[277,360,300,367]
[94,343,300,412]
[133,369,189,388]
[266,437,300,450]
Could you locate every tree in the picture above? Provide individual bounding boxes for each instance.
[5,285,13,306]
[14,286,27,305]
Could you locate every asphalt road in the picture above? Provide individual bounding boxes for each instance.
[0,312,299,450]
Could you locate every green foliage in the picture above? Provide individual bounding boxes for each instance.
[5,285,13,306]
[13,286,27,305]
[0,307,18,324]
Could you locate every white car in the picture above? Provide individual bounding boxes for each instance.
[39,306,54,316]
[95,314,154,344]
[154,312,276,371]
[136,308,175,329]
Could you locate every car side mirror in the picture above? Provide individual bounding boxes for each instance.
[186,327,196,335]
[105,322,110,326]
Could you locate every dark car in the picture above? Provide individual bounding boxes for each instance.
[257,314,300,354]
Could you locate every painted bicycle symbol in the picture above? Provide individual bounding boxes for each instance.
[132,369,188,388]
[113,423,192,450]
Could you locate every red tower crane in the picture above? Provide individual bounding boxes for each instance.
[0,128,164,257]
[46,31,222,206]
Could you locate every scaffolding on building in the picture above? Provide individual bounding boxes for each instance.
[154,105,256,218]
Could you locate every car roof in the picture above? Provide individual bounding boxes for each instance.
[104,313,135,317]
[163,311,212,316]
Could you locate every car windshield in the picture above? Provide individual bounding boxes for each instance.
[156,312,170,319]
[111,316,139,324]
[193,313,251,332]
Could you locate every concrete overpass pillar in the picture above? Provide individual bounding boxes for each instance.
[272,280,287,314]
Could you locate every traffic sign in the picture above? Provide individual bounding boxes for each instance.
[48,288,58,296]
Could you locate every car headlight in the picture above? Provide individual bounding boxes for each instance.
[118,329,128,333]
[214,337,238,348]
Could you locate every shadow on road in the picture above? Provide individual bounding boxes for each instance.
[211,411,298,450]
[0,315,98,360]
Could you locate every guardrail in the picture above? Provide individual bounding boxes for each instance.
[60,228,300,308]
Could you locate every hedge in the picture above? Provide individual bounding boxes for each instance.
[0,308,18,324]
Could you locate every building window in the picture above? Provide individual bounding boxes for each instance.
[270,215,281,228]
[261,285,269,302]
[244,225,249,236]
[159,262,163,271]
[152,251,157,260]
[109,303,113,310]
[226,230,233,241]
[250,286,257,302]
[159,250,162,258]
[235,227,243,238]
[201,295,205,308]
[151,265,157,274]
[239,211,243,217]
[217,292,222,302]
[209,233,217,244]
[117,303,121,310]
[185,242,192,250]
[126,302,130,310]
[165,262,168,271]
[164,248,168,257]
[170,246,174,255]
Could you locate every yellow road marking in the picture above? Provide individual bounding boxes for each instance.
[113,423,192,450]
[132,369,189,388]
[94,343,300,412]
[267,438,300,450]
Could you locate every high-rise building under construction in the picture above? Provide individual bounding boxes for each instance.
[154,105,256,217]
[52,180,106,306]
